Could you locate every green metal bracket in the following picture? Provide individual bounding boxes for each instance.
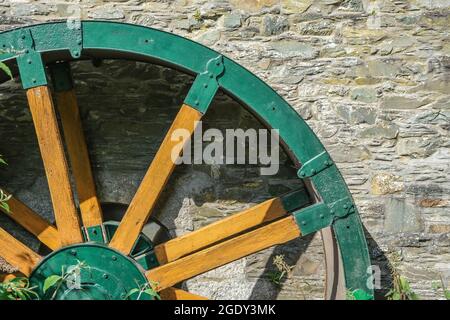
[134,250,160,270]
[328,196,356,221]
[15,29,47,89]
[293,196,356,235]
[48,62,74,92]
[280,189,310,212]
[293,203,332,235]
[297,151,334,178]
[184,55,224,114]
[83,225,107,243]
[66,23,83,59]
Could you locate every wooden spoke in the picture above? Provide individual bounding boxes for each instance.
[147,216,301,291]
[27,86,83,245]
[154,196,288,264]
[0,190,60,250]
[55,89,103,227]
[110,104,202,254]
[0,273,21,283]
[160,287,208,300]
[0,228,41,276]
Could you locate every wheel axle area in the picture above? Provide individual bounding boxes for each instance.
[29,243,151,300]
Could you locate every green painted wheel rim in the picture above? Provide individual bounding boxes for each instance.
[0,21,373,299]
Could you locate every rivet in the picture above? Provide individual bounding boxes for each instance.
[302,221,307,226]
[92,229,97,235]
[320,214,324,219]
[343,204,348,209]
[77,40,82,45]
[203,83,208,88]
[32,78,36,83]
[112,255,117,261]
[330,210,335,214]
[70,249,77,256]
[195,100,199,106]
[25,49,29,54]
[103,274,109,279]
[27,59,32,64]
[216,61,220,66]
[21,35,25,40]
[300,172,306,177]
[209,73,214,79]
[311,169,316,175]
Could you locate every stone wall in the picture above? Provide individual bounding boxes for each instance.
[0,0,449,299]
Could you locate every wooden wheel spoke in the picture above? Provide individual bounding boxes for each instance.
[146,216,301,291]
[110,104,202,254]
[0,190,60,250]
[27,86,83,245]
[0,228,41,276]
[55,89,103,228]
[160,287,208,300]
[154,190,308,264]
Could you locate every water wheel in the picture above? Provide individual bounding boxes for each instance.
[0,21,373,300]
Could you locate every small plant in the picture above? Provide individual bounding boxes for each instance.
[0,49,13,79]
[268,254,294,286]
[0,277,39,300]
[0,156,10,213]
[346,289,356,300]
[43,260,88,300]
[432,275,450,300]
[385,253,419,300]
[125,280,160,300]
[193,9,202,22]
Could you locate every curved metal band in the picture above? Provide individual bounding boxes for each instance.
[0,21,373,299]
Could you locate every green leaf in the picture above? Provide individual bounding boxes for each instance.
[43,275,62,293]
[0,157,7,165]
[0,62,13,80]
[124,288,140,300]
[444,290,450,300]
[1,201,10,213]
[399,276,410,291]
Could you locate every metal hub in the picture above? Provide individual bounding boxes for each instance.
[29,244,150,300]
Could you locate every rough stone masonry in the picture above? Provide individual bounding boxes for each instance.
[0,0,449,299]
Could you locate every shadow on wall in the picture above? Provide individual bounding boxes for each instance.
[364,226,394,300]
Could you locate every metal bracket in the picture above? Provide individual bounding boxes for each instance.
[184,55,225,114]
[293,196,356,235]
[48,62,74,92]
[134,250,160,270]
[293,203,332,235]
[65,22,83,59]
[83,225,107,243]
[329,196,356,221]
[15,29,47,89]
[297,151,334,179]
